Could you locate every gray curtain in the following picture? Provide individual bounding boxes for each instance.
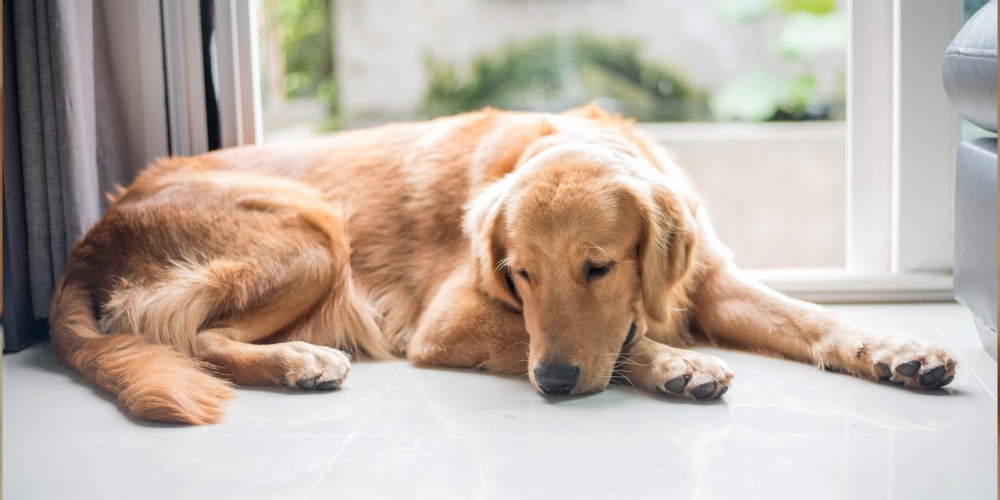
[9,0,131,320]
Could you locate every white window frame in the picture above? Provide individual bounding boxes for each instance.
[213,0,263,147]
[845,0,961,277]
[749,0,961,302]
[160,0,211,156]
[154,0,962,302]
[148,0,261,155]
[800,0,961,302]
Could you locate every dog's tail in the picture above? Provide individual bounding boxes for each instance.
[48,278,234,425]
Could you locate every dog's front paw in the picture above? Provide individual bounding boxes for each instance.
[651,350,735,400]
[862,337,956,390]
[278,341,352,390]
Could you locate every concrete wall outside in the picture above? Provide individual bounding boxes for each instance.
[649,122,846,269]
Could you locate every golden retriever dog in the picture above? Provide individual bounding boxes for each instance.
[48,105,957,424]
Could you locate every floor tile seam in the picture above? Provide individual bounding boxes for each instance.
[300,432,355,500]
[301,363,408,499]
[919,304,997,401]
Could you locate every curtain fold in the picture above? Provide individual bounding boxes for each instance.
[11,0,105,319]
[13,0,101,317]
[5,0,159,349]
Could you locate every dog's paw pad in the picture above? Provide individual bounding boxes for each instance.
[690,381,717,399]
[876,362,891,379]
[296,376,317,390]
[664,375,689,394]
[919,365,945,386]
[316,379,342,391]
[934,374,955,389]
[895,360,919,378]
[716,385,729,397]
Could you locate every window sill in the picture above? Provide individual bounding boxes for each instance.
[745,268,954,303]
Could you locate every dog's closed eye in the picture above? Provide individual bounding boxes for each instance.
[516,269,530,282]
[586,261,614,281]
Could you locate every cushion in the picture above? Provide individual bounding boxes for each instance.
[953,137,997,357]
[943,0,997,133]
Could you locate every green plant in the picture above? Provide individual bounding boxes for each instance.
[710,0,846,121]
[270,0,337,112]
[281,0,332,94]
[424,34,709,122]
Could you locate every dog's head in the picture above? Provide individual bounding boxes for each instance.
[465,124,698,396]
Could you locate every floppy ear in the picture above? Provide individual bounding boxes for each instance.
[638,184,698,323]
[463,177,522,310]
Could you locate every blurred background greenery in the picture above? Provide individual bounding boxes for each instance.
[258,0,852,137]
[258,0,337,119]
[709,0,846,122]
[424,34,710,122]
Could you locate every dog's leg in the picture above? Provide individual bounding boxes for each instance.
[185,252,358,390]
[618,337,734,399]
[407,268,529,375]
[125,178,387,390]
[195,326,352,391]
[690,267,957,389]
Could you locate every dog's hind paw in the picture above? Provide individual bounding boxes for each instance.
[278,342,352,391]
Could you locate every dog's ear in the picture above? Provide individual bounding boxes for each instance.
[472,118,557,185]
[638,184,698,323]
[564,101,610,120]
[463,177,521,310]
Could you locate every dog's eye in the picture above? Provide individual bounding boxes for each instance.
[623,323,637,347]
[586,262,614,281]
[516,269,530,282]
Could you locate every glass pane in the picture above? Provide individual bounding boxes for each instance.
[257,0,847,269]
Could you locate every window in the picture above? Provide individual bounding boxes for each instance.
[255,0,850,270]
[156,0,962,300]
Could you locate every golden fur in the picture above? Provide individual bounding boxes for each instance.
[48,105,957,424]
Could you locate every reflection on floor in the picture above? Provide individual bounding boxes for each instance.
[3,303,997,499]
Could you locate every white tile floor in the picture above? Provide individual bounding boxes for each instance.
[4,303,997,499]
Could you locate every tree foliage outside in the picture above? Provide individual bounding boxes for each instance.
[259,0,337,113]
[710,0,846,122]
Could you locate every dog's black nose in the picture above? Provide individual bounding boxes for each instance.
[533,363,580,395]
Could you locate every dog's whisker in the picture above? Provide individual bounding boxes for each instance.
[614,372,638,390]
[613,358,651,368]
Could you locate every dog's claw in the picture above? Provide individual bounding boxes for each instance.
[895,360,919,378]
[919,365,945,386]
[876,362,891,379]
[691,381,717,399]
[664,375,688,394]
[316,379,341,391]
[296,376,317,390]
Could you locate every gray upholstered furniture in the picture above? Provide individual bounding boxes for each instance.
[943,0,997,360]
